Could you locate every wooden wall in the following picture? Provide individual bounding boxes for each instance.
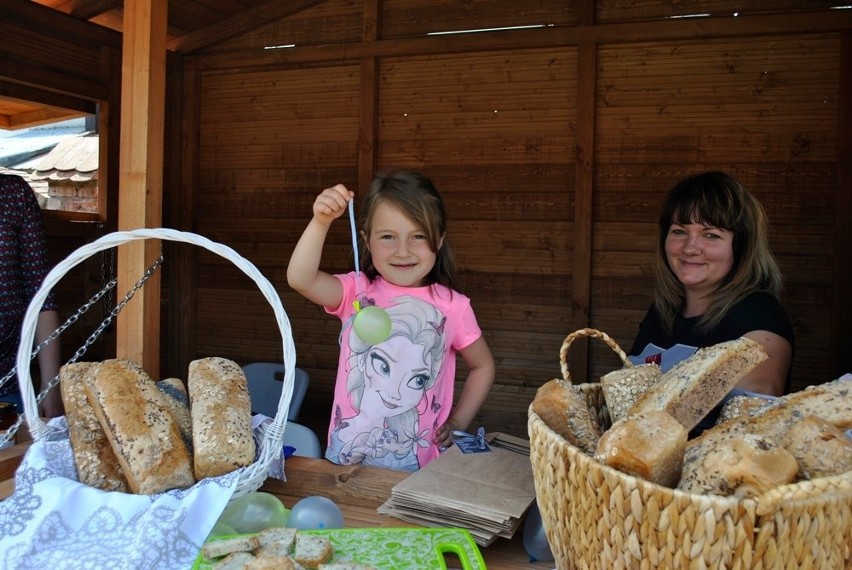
[170,0,851,443]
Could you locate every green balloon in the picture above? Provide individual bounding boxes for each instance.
[353,305,392,344]
[217,491,290,534]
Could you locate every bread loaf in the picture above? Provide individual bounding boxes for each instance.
[83,359,195,494]
[627,337,768,432]
[156,377,193,453]
[677,433,798,497]
[60,362,128,492]
[188,357,255,479]
[532,378,601,455]
[594,410,686,487]
[600,363,661,422]
[781,415,852,480]
[716,393,772,425]
[685,377,852,470]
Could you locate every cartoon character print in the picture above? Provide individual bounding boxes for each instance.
[329,295,447,470]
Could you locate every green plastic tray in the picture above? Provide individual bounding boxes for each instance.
[194,527,486,569]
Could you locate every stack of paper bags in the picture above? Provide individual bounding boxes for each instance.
[378,433,536,546]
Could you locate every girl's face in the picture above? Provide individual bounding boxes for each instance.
[361,335,431,418]
[365,201,442,288]
[665,222,735,297]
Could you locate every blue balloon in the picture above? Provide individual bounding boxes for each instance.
[288,496,345,530]
[523,501,554,563]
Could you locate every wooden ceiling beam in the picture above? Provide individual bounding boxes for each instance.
[169,0,326,55]
[191,8,852,69]
[57,0,123,21]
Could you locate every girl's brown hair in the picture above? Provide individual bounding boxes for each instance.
[358,170,462,292]
[654,171,783,333]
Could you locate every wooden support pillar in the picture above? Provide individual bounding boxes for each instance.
[570,0,597,383]
[116,0,167,375]
[358,0,380,192]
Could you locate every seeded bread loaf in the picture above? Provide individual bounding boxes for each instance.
[600,363,661,422]
[781,415,852,480]
[716,393,773,425]
[677,433,798,497]
[155,377,193,453]
[532,378,601,455]
[188,357,255,479]
[594,410,687,487]
[83,359,195,494]
[60,362,129,492]
[627,337,768,432]
[685,377,852,467]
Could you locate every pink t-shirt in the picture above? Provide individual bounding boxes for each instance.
[324,272,482,471]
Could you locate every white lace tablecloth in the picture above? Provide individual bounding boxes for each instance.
[0,420,241,570]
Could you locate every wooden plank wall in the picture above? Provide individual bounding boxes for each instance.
[178,0,852,442]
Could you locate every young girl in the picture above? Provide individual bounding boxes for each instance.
[287,171,495,471]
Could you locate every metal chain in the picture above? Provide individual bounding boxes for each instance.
[0,250,164,403]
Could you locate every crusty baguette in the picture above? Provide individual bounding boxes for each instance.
[781,415,852,480]
[60,362,129,492]
[677,433,798,497]
[627,337,768,432]
[594,410,686,487]
[600,363,661,422]
[83,359,195,494]
[188,357,255,479]
[531,378,601,455]
[155,377,193,453]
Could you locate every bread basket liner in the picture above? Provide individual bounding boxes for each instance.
[1,228,298,570]
[528,328,852,569]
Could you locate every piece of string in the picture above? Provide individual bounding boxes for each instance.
[347,199,364,307]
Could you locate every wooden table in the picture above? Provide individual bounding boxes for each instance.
[1,442,553,569]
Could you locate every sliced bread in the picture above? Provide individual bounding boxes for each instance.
[293,533,333,568]
[627,337,768,432]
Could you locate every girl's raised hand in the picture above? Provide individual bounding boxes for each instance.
[313,183,354,225]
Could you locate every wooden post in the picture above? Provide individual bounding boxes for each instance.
[116,0,167,375]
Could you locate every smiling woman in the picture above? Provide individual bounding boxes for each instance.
[628,171,794,433]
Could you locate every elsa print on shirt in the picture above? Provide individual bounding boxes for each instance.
[328,295,446,470]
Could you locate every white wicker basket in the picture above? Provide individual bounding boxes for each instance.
[16,228,297,499]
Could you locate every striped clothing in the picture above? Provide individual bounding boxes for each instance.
[1,174,57,397]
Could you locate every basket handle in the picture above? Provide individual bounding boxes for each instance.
[16,228,298,444]
[558,328,631,383]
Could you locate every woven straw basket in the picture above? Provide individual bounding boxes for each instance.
[15,228,298,500]
[528,328,852,569]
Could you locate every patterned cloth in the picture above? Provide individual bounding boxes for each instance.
[0,174,58,397]
[0,418,240,570]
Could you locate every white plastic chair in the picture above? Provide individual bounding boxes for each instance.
[243,362,309,421]
[283,421,322,458]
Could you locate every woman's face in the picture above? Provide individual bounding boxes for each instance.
[361,335,431,418]
[364,201,440,288]
[665,222,735,297]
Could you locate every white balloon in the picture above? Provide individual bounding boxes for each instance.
[288,496,345,530]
